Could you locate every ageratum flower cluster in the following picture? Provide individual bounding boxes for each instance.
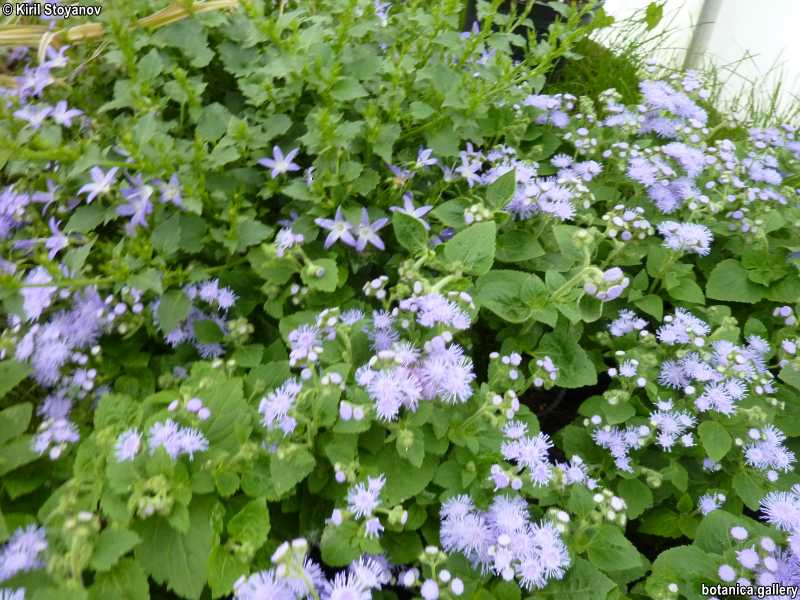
[1,0,800,598]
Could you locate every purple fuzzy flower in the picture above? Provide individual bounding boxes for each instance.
[0,524,48,582]
[21,266,57,321]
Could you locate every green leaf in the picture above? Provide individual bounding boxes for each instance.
[539,328,597,388]
[193,320,224,344]
[228,499,270,548]
[208,547,247,599]
[383,531,423,565]
[89,558,149,600]
[362,445,437,505]
[321,521,362,566]
[638,508,682,538]
[443,222,496,275]
[694,510,775,554]
[156,290,191,334]
[667,277,705,304]
[474,270,546,323]
[779,365,800,391]
[645,1,664,29]
[537,558,616,599]
[138,49,163,82]
[331,77,368,101]
[154,19,214,67]
[0,436,38,476]
[270,448,316,497]
[90,528,142,572]
[425,125,460,157]
[634,294,662,320]
[706,259,764,303]
[616,479,653,519]
[732,470,767,510]
[0,402,32,445]
[392,212,428,254]
[64,241,94,273]
[95,393,141,430]
[202,378,251,454]
[409,101,435,120]
[485,169,516,209]
[646,545,715,598]
[396,429,425,468]
[662,461,688,492]
[0,360,31,399]
[262,114,292,141]
[552,225,585,264]
[373,123,401,163]
[698,421,731,462]
[301,259,339,293]
[236,220,273,252]
[587,524,642,572]
[134,496,216,600]
[495,230,545,263]
[65,204,111,233]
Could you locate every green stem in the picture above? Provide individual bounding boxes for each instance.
[552,266,590,302]
[647,252,679,294]
[431,272,460,292]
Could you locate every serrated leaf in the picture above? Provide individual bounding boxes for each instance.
[732,470,766,510]
[443,222,496,275]
[193,320,224,344]
[587,525,642,572]
[154,19,214,68]
[474,270,545,323]
[495,230,544,263]
[270,448,315,497]
[90,528,142,572]
[301,259,339,292]
[236,220,273,252]
[0,360,32,400]
[706,259,764,303]
[392,212,428,254]
[539,328,597,388]
[65,204,110,233]
[617,478,653,519]
[228,499,270,548]
[537,558,616,599]
[0,402,32,445]
[698,420,731,462]
[134,496,216,600]
[208,547,247,599]
[89,558,149,600]
[485,169,516,209]
[0,436,38,476]
[156,290,191,334]
[321,521,362,566]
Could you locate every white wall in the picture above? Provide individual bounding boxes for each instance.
[598,0,800,119]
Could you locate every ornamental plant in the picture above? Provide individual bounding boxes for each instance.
[1,0,800,599]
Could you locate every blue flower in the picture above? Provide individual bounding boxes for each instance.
[315,207,356,249]
[257,145,301,178]
[78,166,118,204]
